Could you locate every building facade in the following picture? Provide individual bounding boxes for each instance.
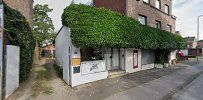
[3,0,33,27]
[93,0,176,33]
[55,0,177,87]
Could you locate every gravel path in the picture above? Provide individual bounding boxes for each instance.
[6,59,78,100]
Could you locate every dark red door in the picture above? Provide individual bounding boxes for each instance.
[133,50,138,69]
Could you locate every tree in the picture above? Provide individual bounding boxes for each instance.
[33,4,55,63]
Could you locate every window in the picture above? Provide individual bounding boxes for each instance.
[156,0,161,9]
[143,0,150,4]
[167,24,172,32]
[81,48,104,61]
[141,50,155,65]
[165,4,169,14]
[155,20,161,29]
[138,15,147,25]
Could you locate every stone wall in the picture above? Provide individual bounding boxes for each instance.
[4,0,33,27]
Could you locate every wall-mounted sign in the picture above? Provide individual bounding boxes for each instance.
[81,60,106,75]
[72,58,80,66]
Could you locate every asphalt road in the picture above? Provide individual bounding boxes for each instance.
[172,58,203,100]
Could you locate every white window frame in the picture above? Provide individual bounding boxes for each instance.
[156,0,161,9]
[165,4,169,14]
[143,0,150,4]
[138,15,147,25]
[155,20,161,29]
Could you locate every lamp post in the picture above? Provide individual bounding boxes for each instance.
[197,15,203,62]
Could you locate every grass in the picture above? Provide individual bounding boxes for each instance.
[54,63,63,79]
[31,65,54,97]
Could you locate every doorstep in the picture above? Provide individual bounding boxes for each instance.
[108,69,127,78]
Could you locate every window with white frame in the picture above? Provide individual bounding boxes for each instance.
[156,0,161,9]
[155,20,161,29]
[143,0,150,4]
[167,24,172,32]
[138,15,147,25]
[165,4,169,14]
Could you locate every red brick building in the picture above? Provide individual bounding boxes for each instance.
[94,0,176,33]
[3,0,34,27]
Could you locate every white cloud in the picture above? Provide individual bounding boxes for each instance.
[173,0,203,40]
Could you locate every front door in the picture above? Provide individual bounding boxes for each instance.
[111,48,120,70]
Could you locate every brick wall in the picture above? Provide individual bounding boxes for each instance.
[93,0,176,33]
[4,0,33,27]
[127,0,176,33]
[93,0,126,14]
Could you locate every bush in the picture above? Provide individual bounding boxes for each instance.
[62,4,186,50]
[4,4,36,82]
[54,63,63,79]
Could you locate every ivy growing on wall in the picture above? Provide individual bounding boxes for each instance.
[4,4,35,82]
[62,4,186,50]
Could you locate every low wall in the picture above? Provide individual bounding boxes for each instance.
[141,63,155,70]
[71,60,108,87]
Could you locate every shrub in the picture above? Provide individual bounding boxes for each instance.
[4,4,36,82]
[62,4,186,50]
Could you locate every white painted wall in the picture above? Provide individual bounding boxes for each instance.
[125,49,142,73]
[169,50,177,65]
[56,26,108,87]
[55,26,71,84]
[5,45,20,98]
[72,60,108,87]
[141,64,155,70]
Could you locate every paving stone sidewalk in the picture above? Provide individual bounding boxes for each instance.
[104,62,203,100]
[73,64,189,100]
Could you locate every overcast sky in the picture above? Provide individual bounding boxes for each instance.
[34,0,203,40]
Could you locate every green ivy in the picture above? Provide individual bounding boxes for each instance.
[4,4,36,82]
[62,4,186,50]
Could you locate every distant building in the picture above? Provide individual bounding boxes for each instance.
[198,40,203,55]
[4,0,33,27]
[184,37,197,49]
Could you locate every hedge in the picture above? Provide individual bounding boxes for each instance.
[4,4,36,82]
[62,4,186,50]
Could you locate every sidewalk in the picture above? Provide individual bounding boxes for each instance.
[6,58,202,100]
[73,64,189,100]
[104,62,203,100]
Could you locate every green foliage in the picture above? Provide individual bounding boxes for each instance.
[33,4,55,45]
[62,4,186,50]
[54,63,63,79]
[4,4,35,82]
[155,49,171,64]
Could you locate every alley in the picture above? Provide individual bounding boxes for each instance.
[6,59,78,100]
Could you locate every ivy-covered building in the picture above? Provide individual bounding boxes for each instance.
[55,0,185,86]
[3,0,34,27]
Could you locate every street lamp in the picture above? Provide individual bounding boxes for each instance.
[197,15,203,62]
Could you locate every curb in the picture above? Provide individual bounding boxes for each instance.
[161,71,203,100]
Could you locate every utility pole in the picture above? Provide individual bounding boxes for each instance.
[197,15,203,62]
